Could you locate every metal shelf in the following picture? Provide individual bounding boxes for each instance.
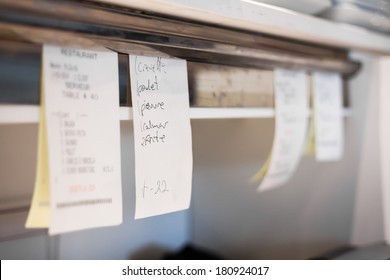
[0,0,360,76]
[98,0,390,55]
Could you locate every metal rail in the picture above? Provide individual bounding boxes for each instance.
[0,0,360,76]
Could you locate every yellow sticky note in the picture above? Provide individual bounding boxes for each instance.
[25,75,50,228]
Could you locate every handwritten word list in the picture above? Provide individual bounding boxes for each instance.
[130,55,192,219]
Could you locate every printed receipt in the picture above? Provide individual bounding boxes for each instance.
[129,55,192,219]
[258,69,309,192]
[26,45,122,234]
[313,72,344,161]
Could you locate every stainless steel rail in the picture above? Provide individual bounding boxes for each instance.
[0,0,360,76]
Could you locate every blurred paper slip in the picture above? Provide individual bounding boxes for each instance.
[252,115,312,183]
[129,55,193,219]
[258,69,309,192]
[313,72,344,161]
[26,45,122,235]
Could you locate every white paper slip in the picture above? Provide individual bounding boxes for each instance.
[42,45,122,235]
[313,72,344,161]
[129,55,193,219]
[258,69,309,192]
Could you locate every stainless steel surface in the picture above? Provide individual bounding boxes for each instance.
[0,0,360,76]
[321,0,390,34]
[253,0,332,15]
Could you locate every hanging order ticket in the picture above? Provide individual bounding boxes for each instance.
[129,55,193,219]
[26,45,122,235]
[258,69,309,192]
[313,72,344,161]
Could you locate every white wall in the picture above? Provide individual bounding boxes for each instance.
[379,57,390,245]
[350,53,385,245]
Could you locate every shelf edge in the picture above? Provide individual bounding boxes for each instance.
[0,105,352,124]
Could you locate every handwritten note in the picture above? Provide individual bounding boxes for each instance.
[26,45,122,235]
[129,55,192,219]
[258,69,309,192]
[313,72,344,161]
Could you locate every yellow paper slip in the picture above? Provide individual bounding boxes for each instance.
[251,114,315,183]
[304,115,316,156]
[25,75,50,228]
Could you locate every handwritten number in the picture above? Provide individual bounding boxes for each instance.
[143,180,169,198]
[142,180,148,198]
[155,180,169,195]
